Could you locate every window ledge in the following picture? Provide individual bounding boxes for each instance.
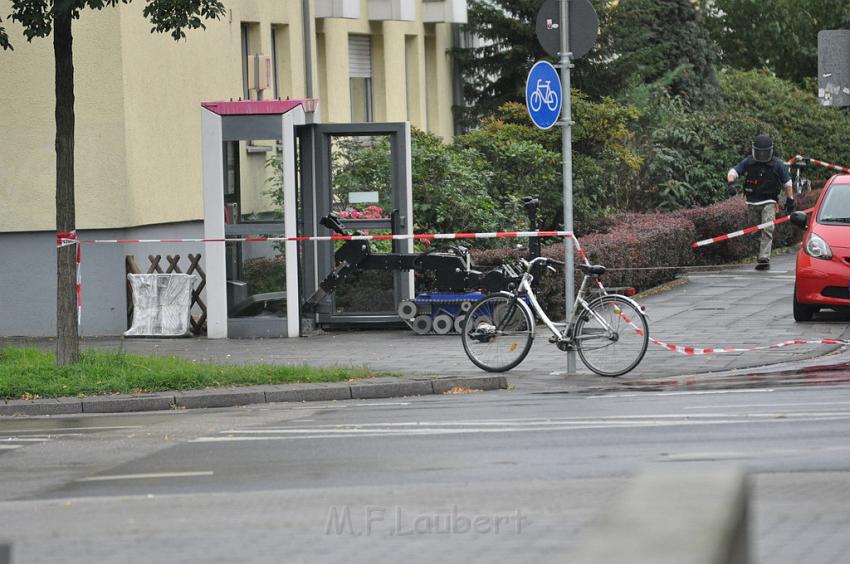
[368,0,416,21]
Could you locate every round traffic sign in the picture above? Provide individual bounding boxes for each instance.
[525,61,562,130]
[535,0,599,60]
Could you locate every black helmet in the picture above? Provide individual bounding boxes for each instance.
[752,133,774,163]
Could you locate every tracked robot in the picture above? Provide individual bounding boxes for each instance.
[302,197,543,334]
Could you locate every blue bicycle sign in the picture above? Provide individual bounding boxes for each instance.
[529,79,560,112]
[526,61,561,129]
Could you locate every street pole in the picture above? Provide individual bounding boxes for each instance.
[302,0,314,98]
[559,0,576,373]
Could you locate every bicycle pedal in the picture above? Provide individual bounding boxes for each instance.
[556,340,574,352]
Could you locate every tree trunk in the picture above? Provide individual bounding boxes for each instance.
[54,1,79,366]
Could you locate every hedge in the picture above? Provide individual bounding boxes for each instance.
[469,188,821,318]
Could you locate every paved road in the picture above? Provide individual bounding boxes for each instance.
[1,384,849,563]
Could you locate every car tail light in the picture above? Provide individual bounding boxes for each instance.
[805,232,833,260]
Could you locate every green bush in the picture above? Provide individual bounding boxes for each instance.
[631,91,760,210]
[718,69,850,176]
[457,97,642,227]
[624,69,846,212]
[410,129,510,235]
[242,256,285,295]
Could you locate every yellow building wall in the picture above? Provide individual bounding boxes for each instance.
[0,0,460,232]
[0,3,130,232]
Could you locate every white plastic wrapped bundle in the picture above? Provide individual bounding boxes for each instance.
[125,274,199,337]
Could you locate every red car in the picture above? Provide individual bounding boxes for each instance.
[790,175,850,321]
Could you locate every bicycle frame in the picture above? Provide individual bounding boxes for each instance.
[508,266,611,342]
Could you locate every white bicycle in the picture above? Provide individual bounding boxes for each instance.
[461,257,649,376]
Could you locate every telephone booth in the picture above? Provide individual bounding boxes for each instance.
[201,99,413,338]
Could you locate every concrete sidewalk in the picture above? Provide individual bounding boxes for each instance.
[3,251,849,413]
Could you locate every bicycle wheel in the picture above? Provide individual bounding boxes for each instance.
[462,294,534,372]
[574,295,648,377]
[529,91,543,112]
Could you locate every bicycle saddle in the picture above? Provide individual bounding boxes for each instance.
[579,264,606,276]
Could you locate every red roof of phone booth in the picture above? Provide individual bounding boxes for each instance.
[201,99,317,116]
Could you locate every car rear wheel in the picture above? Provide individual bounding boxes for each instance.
[793,285,817,322]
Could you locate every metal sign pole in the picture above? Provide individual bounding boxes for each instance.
[559,0,576,373]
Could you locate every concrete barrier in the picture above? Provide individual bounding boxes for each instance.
[570,464,749,564]
[0,543,11,564]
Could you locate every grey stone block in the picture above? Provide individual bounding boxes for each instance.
[81,393,175,414]
[0,542,10,564]
[175,389,266,409]
[264,385,352,403]
[571,463,750,564]
[0,398,82,417]
[349,380,434,399]
[432,376,508,394]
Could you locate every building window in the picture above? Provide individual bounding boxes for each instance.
[424,34,436,132]
[272,25,292,100]
[348,35,373,122]
[241,22,261,100]
[405,35,424,126]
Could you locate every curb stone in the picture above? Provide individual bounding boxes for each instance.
[350,380,434,399]
[175,389,267,410]
[81,393,176,414]
[264,384,352,403]
[0,376,507,417]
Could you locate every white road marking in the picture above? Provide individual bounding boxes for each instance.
[192,414,850,442]
[685,401,850,410]
[76,471,214,482]
[0,437,50,442]
[0,425,144,433]
[289,402,411,410]
[0,444,24,450]
[587,388,778,398]
[216,410,850,432]
[660,445,850,461]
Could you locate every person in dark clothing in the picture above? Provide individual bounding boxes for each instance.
[727,133,795,271]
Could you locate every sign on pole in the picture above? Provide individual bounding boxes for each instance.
[525,61,562,130]
[535,0,598,60]
[529,0,598,374]
[818,30,850,107]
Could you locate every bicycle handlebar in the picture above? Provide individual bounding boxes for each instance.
[519,257,565,269]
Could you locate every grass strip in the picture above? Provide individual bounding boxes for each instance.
[0,346,381,400]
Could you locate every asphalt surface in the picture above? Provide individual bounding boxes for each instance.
[1,385,849,563]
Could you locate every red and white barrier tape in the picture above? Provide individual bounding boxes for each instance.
[58,230,575,246]
[55,229,587,327]
[614,305,847,356]
[56,230,82,325]
[691,208,814,249]
[648,337,848,355]
[795,155,850,175]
